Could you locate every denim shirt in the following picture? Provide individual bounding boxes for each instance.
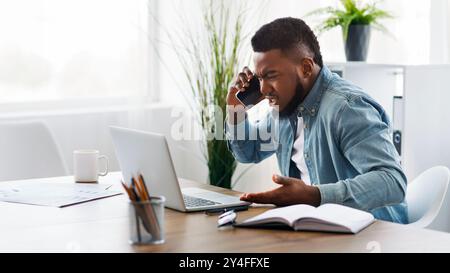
[226,65,408,224]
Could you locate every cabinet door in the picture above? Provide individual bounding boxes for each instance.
[403,65,450,181]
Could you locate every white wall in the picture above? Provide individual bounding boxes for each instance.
[430,0,450,64]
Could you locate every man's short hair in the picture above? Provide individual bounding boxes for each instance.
[251,17,323,67]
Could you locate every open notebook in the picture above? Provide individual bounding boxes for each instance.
[235,203,375,234]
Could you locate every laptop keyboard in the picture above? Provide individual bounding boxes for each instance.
[183,195,221,208]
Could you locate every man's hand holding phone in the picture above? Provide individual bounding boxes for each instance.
[227,67,264,124]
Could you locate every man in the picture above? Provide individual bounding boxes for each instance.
[225,17,408,223]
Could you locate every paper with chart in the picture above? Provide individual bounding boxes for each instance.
[0,183,122,207]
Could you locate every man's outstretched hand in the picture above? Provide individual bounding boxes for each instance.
[240,174,321,207]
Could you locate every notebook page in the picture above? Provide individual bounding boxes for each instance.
[312,204,374,233]
[294,220,350,233]
[242,204,316,226]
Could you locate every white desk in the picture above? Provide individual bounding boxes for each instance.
[2,172,450,252]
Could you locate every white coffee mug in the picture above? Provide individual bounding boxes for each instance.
[73,150,109,182]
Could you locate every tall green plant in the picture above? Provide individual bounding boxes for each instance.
[175,1,247,189]
[307,0,393,40]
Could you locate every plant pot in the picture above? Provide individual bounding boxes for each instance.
[207,139,236,189]
[344,24,371,62]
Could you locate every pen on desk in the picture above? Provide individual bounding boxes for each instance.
[205,205,249,216]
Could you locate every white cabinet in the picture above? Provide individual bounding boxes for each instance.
[402,65,450,181]
[328,62,450,183]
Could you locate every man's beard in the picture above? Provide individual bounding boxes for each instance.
[279,83,304,118]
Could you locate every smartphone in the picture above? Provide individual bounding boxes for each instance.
[235,77,262,107]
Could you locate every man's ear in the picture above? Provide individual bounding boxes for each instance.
[300,58,315,79]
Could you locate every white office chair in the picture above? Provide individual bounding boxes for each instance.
[406,166,450,231]
[0,121,68,181]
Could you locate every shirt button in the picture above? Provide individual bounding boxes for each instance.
[299,106,304,111]
[304,153,308,158]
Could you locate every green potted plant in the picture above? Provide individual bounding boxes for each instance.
[169,0,248,189]
[307,0,393,61]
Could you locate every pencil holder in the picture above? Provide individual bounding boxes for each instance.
[128,196,165,245]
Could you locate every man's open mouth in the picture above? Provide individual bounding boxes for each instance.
[266,95,278,106]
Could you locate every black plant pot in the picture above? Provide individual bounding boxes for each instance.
[344,24,371,62]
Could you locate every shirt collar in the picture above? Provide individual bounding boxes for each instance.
[295,65,333,117]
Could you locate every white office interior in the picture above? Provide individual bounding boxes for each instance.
[1,0,450,233]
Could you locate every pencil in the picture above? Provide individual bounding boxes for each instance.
[139,174,150,200]
[121,182,135,201]
[133,176,147,201]
[130,177,141,202]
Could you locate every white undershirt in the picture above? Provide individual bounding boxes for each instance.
[291,116,311,185]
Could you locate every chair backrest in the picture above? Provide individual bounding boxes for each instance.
[406,166,450,228]
[0,121,68,181]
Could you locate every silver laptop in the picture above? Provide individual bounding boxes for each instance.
[109,126,250,212]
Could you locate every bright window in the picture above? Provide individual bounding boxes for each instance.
[0,0,150,103]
